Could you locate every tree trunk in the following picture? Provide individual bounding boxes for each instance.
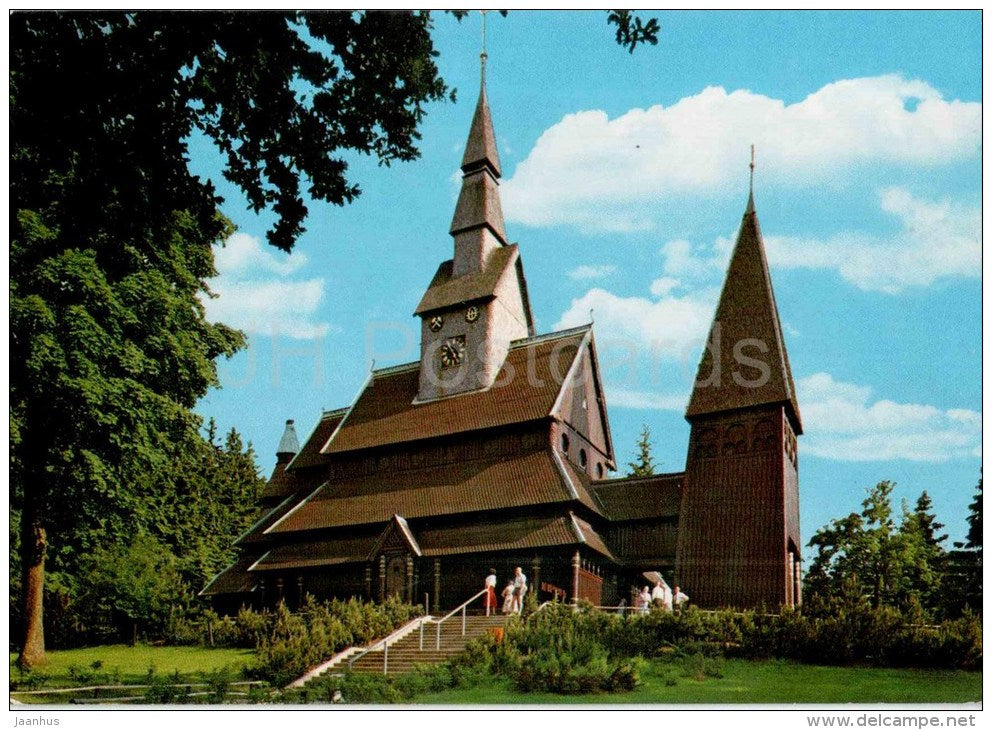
[18,509,47,670]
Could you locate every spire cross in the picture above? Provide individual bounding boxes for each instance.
[480,10,488,79]
[749,144,755,194]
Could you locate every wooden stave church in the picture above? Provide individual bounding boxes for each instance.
[203,68,803,615]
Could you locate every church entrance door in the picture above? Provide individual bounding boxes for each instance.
[385,556,406,599]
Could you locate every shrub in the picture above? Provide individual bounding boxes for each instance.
[246,595,423,686]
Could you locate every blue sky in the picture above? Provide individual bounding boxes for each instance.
[193,11,981,547]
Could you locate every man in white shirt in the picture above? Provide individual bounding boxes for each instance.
[651,580,672,612]
[512,566,528,614]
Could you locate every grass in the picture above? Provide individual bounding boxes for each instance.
[10,644,254,693]
[411,658,982,705]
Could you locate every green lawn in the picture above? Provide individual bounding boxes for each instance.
[412,658,982,705]
[10,644,254,689]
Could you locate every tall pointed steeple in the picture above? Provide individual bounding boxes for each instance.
[449,58,508,276]
[686,189,802,433]
[414,47,533,402]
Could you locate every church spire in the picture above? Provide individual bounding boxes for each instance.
[685,176,802,433]
[449,47,507,274]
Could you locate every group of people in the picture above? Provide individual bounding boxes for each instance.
[632,580,688,614]
[483,567,528,616]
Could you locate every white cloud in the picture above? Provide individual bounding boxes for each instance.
[201,233,330,340]
[502,75,979,232]
[568,264,617,280]
[798,372,981,463]
[605,386,687,412]
[764,188,980,292]
[557,285,718,360]
[212,232,308,278]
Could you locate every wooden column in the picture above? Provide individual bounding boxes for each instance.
[531,557,541,603]
[571,550,581,605]
[275,577,285,604]
[405,555,414,603]
[296,575,304,608]
[433,559,442,613]
[378,555,387,603]
[364,564,373,599]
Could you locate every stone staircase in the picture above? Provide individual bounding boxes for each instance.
[346,612,509,676]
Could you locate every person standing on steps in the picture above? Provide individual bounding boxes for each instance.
[501,580,515,615]
[484,568,498,616]
[512,566,528,614]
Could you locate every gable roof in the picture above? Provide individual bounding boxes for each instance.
[321,327,590,455]
[686,196,802,432]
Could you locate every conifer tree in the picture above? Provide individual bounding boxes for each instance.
[627,424,657,477]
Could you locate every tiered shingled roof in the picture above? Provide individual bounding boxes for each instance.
[266,450,590,534]
[323,328,590,454]
[246,513,616,573]
[686,194,802,432]
[450,78,506,242]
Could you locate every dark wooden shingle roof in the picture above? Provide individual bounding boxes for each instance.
[323,328,588,455]
[249,534,380,572]
[266,449,582,534]
[199,554,261,596]
[592,473,683,521]
[414,244,517,315]
[288,409,347,470]
[686,199,802,432]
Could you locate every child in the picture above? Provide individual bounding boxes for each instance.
[501,580,515,615]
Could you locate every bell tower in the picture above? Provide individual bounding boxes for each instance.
[414,52,533,402]
[676,166,803,609]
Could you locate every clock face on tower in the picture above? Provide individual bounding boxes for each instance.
[439,336,466,369]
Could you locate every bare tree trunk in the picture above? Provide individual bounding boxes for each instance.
[18,508,47,670]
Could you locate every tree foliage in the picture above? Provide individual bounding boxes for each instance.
[607,10,661,54]
[626,424,657,477]
[804,482,950,619]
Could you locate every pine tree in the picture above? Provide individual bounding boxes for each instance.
[898,491,948,615]
[626,424,657,477]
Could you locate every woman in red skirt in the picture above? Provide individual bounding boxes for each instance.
[484,568,498,616]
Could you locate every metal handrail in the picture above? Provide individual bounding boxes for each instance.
[347,614,431,674]
[419,588,488,651]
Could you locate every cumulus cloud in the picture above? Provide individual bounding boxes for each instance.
[502,75,980,232]
[605,387,687,412]
[797,373,981,462]
[764,188,980,292]
[201,232,330,340]
[568,264,617,280]
[556,285,718,361]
